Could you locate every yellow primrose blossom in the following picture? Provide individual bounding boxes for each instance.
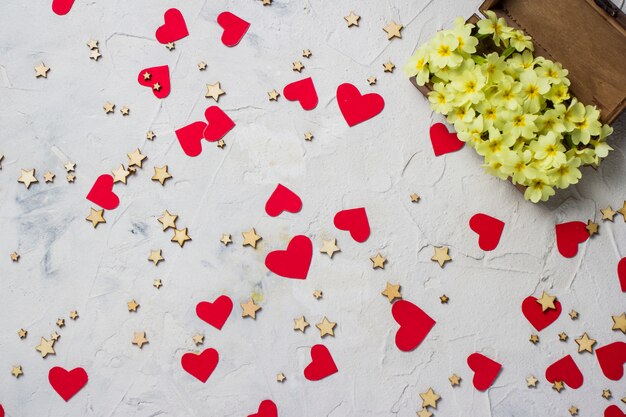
[450,67,486,104]
[504,110,538,139]
[536,60,569,86]
[536,108,566,134]
[524,174,555,202]
[491,77,522,110]
[429,32,463,69]
[560,99,586,132]
[571,105,602,145]
[475,127,515,158]
[476,11,512,46]
[482,159,510,180]
[447,102,475,125]
[452,17,479,54]
[506,50,537,74]
[456,115,485,147]
[507,30,534,52]
[519,69,550,113]
[501,149,538,184]
[545,83,570,104]
[427,82,455,114]
[404,46,430,85]
[548,157,582,189]
[529,132,566,167]
[482,53,506,84]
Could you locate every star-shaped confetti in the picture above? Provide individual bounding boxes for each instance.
[205,82,225,102]
[172,228,191,247]
[302,49,312,58]
[86,208,106,228]
[69,310,79,320]
[66,173,76,183]
[293,316,309,332]
[558,332,568,341]
[370,252,387,269]
[304,131,314,141]
[18,329,27,339]
[220,233,232,245]
[416,409,432,417]
[10,252,20,262]
[127,299,140,312]
[344,11,360,27]
[34,63,50,78]
[381,282,402,303]
[568,406,578,416]
[367,76,377,85]
[600,206,617,221]
[217,139,226,148]
[410,193,421,203]
[419,388,440,409]
[18,169,38,189]
[103,102,115,114]
[449,374,461,386]
[602,389,612,399]
[268,89,280,101]
[316,317,336,338]
[569,310,579,320]
[612,313,626,333]
[35,337,55,358]
[383,21,403,40]
[120,106,130,116]
[320,238,340,258]
[152,165,172,185]
[313,290,323,300]
[431,246,451,268]
[112,165,130,184]
[575,332,596,353]
[148,249,164,265]
[536,291,557,312]
[11,365,23,378]
[43,171,55,183]
[439,294,449,304]
[64,162,75,172]
[127,149,146,168]
[56,318,65,328]
[552,381,565,392]
[526,375,538,387]
[241,298,261,319]
[242,228,262,248]
[383,61,395,72]
[153,279,163,289]
[586,220,599,236]
[276,372,286,382]
[292,61,304,72]
[87,39,99,49]
[89,49,102,61]
[166,42,175,50]
[529,334,539,344]
[192,334,204,345]
[158,210,177,231]
[198,61,207,71]
[50,332,60,342]
[132,332,149,349]
[146,131,156,140]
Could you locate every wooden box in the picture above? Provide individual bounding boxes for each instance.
[411,0,626,124]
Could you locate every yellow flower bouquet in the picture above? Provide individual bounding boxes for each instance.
[405,12,614,202]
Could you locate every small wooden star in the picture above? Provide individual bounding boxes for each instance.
[171,228,191,247]
[449,374,461,386]
[383,21,403,40]
[367,77,377,85]
[153,279,163,289]
[152,165,172,185]
[320,238,340,258]
[526,375,538,387]
[617,201,626,220]
[370,253,387,269]
[316,317,336,337]
[241,298,261,319]
[220,234,232,245]
[127,149,146,168]
[261,0,272,5]
[568,406,579,416]
[600,206,617,221]
[242,228,262,248]
[344,11,360,27]
[558,332,568,341]
[148,249,164,265]
[18,329,27,339]
[313,290,323,299]
[381,282,402,303]
[89,49,102,61]
[536,291,557,312]
[56,319,65,328]
[292,61,304,72]
[276,372,286,382]
[416,409,432,417]
[142,72,152,81]
[217,139,226,148]
[103,102,115,114]
[132,332,149,348]
[410,193,421,203]
[146,131,156,140]
[18,169,38,189]
[120,106,130,116]
[192,334,204,345]
[302,49,312,58]
[431,246,451,268]
[153,82,161,91]
[35,337,55,358]
[268,89,280,101]
[165,42,175,51]
[383,61,395,72]
[586,220,599,236]
[66,173,76,183]
[127,299,139,312]
[11,365,23,378]
[602,389,612,399]
[69,310,79,320]
[612,313,626,333]
[64,162,75,172]
[86,208,106,228]
[87,39,99,49]
[198,61,207,71]
[304,131,314,141]
[10,252,20,262]
[552,381,565,392]
[294,316,309,332]
[158,210,178,230]
[112,165,130,184]
[575,332,596,353]
[43,171,55,183]
[50,332,60,341]
[529,334,539,344]
[569,310,579,320]
[419,388,440,409]
[439,294,449,304]
[34,63,50,78]
[205,82,225,102]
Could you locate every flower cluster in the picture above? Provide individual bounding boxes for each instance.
[405,12,613,202]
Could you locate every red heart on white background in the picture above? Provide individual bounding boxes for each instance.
[618,257,626,292]
[247,400,278,417]
[283,77,318,111]
[155,8,188,44]
[605,405,626,417]
[265,184,302,217]
[48,366,88,401]
[86,174,119,210]
[545,354,584,389]
[429,123,464,156]
[521,295,562,331]
[467,353,502,391]
[181,348,219,383]
[265,235,312,279]
[469,213,505,251]
[596,341,626,381]
[176,121,207,157]
[137,65,170,99]
[333,207,370,243]
[196,295,233,330]
[52,0,75,15]
[391,300,436,352]
[203,106,235,142]
[555,221,589,258]
[304,344,337,381]
[336,83,384,127]
[217,12,250,47]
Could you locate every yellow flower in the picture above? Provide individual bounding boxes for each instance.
[536,108,566,134]
[450,66,486,105]
[548,157,582,189]
[482,53,506,84]
[536,60,569,86]
[447,102,475,125]
[456,115,485,147]
[477,11,512,46]
[506,50,538,75]
[570,105,602,145]
[507,30,534,52]
[476,97,509,130]
[475,127,515,157]
[482,159,510,180]
[491,77,522,110]
[519,69,550,113]
[428,82,455,114]
[429,32,463,69]
[452,17,479,54]
[529,132,566,167]
[501,149,538,184]
[504,109,538,139]
[545,84,570,104]
[524,174,555,202]
[560,99,585,132]
[404,46,430,85]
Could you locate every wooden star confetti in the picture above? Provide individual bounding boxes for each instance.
[152,82,162,91]
[142,71,152,81]
[568,406,578,416]
[127,299,139,312]
[381,282,402,303]
[66,173,76,183]
[43,171,55,183]
[103,102,115,114]
[619,201,626,221]
[367,76,377,85]
[304,131,314,141]
[416,409,432,417]
[559,332,568,341]
[302,49,312,58]
[536,291,557,312]
[242,228,262,248]
[220,233,232,245]
[86,208,106,228]
[87,39,99,49]
[120,106,130,116]
[18,169,38,189]
[35,337,55,358]
[569,310,579,320]
[205,82,225,102]
[292,61,304,72]
[602,389,612,399]
[294,316,309,332]
[64,162,75,172]
[526,375,538,387]
[320,238,340,258]
[439,294,449,304]
[166,42,175,50]
[419,388,440,409]
[268,89,280,101]
[241,298,261,319]
[132,332,149,348]
[56,319,65,328]
[431,246,451,268]
[261,0,272,5]
[158,210,177,231]
[11,365,23,378]
[50,332,60,342]
[172,228,191,247]
[410,193,421,202]
[529,334,539,344]
[112,165,130,184]
[152,165,172,185]
[146,131,156,140]
[217,139,226,148]
[370,253,387,269]
[612,313,626,333]
[383,21,403,40]
[10,252,20,262]
[344,11,360,27]
[313,290,323,299]
[276,372,286,382]
[127,149,146,167]
[148,249,164,265]
[586,220,599,236]
[34,63,50,78]
[449,374,461,386]
[69,310,79,320]
[575,332,596,353]
[198,61,207,71]
[316,317,336,338]
[89,49,102,61]
[601,206,617,221]
[153,279,163,289]
[192,334,204,345]
[18,329,27,339]
[553,381,565,392]
[383,61,395,72]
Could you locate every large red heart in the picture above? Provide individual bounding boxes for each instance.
[469,213,505,251]
[333,207,370,243]
[176,121,207,157]
[545,355,584,389]
[304,344,338,381]
[52,0,74,15]
[391,300,436,352]
[265,184,302,217]
[283,77,318,111]
[48,367,88,402]
[181,348,219,383]
[196,295,233,330]
[521,295,562,331]
[247,400,278,417]
[86,174,119,210]
[336,83,384,127]
[618,257,626,292]
[265,235,312,279]
[429,123,464,156]
[217,12,250,47]
[203,106,235,142]
[137,65,170,99]
[596,341,626,381]
[155,8,189,44]
[555,221,589,258]
[467,353,502,391]
[606,405,626,417]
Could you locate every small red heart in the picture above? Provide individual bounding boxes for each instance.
[283,77,318,111]
[265,235,312,280]
[521,295,562,332]
[137,65,170,99]
[555,221,589,258]
[336,83,384,127]
[606,405,626,417]
[48,367,88,402]
[176,121,207,157]
[596,341,626,381]
[52,0,75,15]
[391,300,436,352]
[86,174,119,210]
[203,106,235,142]
[333,207,370,243]
[196,295,233,330]
[429,123,464,156]
[618,257,626,292]
[247,400,278,417]
[217,12,250,47]
[545,354,584,389]
[304,344,338,381]
[469,213,505,251]
[265,184,302,217]
[181,348,219,383]
[155,8,189,44]
[467,353,502,391]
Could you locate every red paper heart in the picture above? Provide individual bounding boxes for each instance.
[618,257,626,292]
[155,8,189,44]
[304,344,338,381]
[392,300,436,352]
[0,403,4,417]
[545,354,584,389]
[336,83,384,127]
[521,296,562,331]
[469,213,505,251]
[596,341,626,381]
[176,121,207,157]
[48,367,88,402]
[203,106,235,142]
[86,174,119,210]
[283,77,318,111]
[555,221,589,258]
[265,184,302,217]
[196,295,233,330]
[467,353,502,391]
[137,65,170,99]
[265,235,312,280]
[333,207,370,243]
[52,0,74,15]
[217,12,250,47]
[429,123,464,156]
[247,400,278,417]
[606,405,626,417]
[181,348,219,383]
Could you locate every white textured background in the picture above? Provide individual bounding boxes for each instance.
[1,1,625,416]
